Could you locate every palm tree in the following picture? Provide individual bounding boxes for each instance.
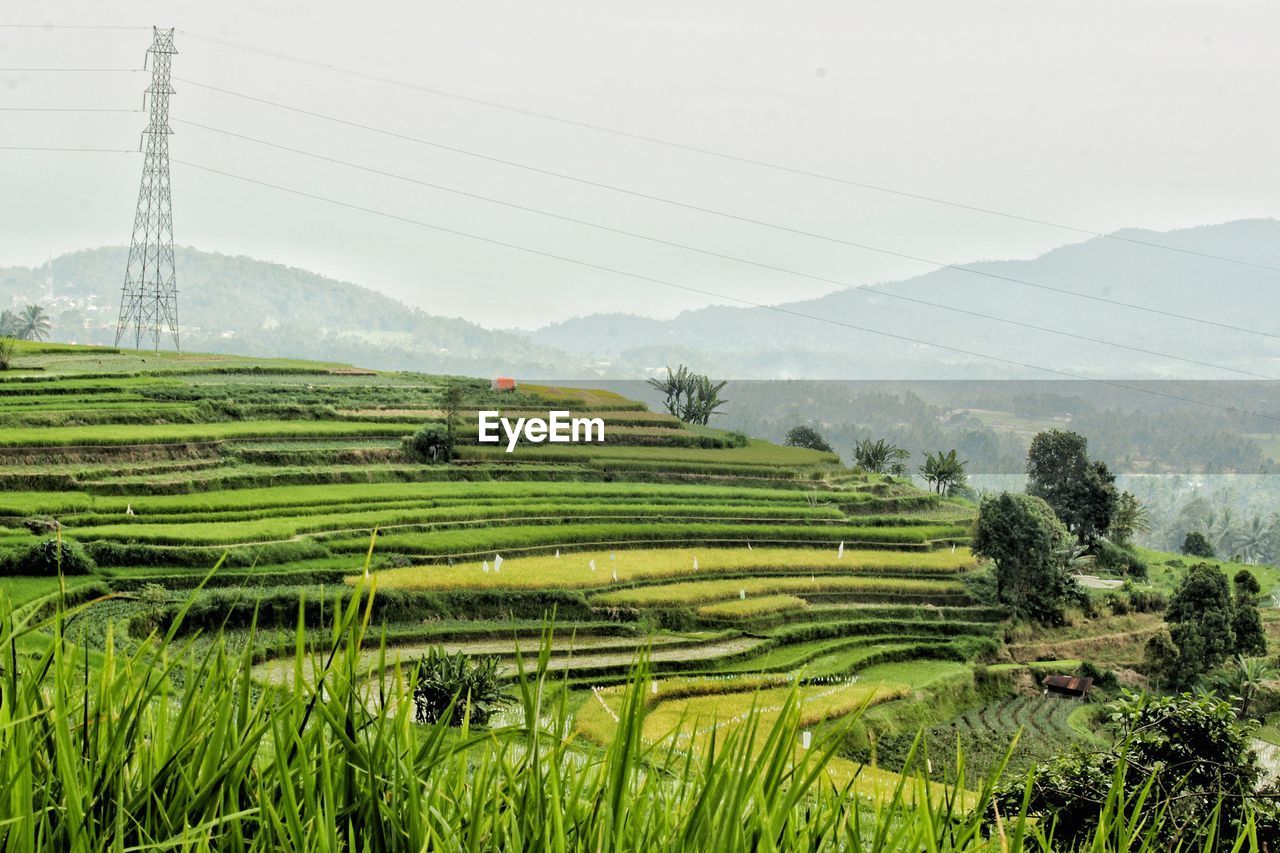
[0,309,16,337]
[646,365,727,425]
[920,449,967,495]
[16,304,50,342]
[1209,506,1237,557]
[1238,514,1272,564]
[852,438,910,476]
[1223,656,1274,719]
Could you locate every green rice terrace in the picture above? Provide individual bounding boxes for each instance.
[0,340,1158,814]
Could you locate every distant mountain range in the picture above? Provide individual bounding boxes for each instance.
[529,219,1280,379]
[3,219,1278,379]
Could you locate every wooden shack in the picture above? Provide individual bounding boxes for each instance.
[1042,674,1093,699]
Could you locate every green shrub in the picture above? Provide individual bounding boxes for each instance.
[412,648,512,726]
[1181,530,1215,558]
[403,423,453,463]
[1092,539,1147,578]
[1104,592,1131,615]
[1120,582,1166,613]
[7,537,97,576]
[1077,660,1118,691]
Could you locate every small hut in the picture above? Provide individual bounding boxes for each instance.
[1042,674,1093,699]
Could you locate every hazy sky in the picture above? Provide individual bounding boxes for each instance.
[1,1,1276,328]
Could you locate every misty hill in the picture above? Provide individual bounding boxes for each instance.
[531,219,1280,379]
[0,247,580,377]
[6,221,1279,380]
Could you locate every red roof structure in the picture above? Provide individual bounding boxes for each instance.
[491,377,517,391]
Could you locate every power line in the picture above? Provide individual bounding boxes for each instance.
[0,145,136,152]
[171,157,1280,425]
[0,67,143,72]
[0,107,142,112]
[0,24,150,30]
[173,117,1276,382]
[175,77,1280,343]
[178,28,1280,277]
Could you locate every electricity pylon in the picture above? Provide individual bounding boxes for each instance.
[115,26,179,351]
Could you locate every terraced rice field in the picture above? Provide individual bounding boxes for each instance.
[867,693,1096,783]
[0,341,1001,802]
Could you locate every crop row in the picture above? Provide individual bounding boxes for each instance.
[587,575,965,608]
[0,479,872,516]
[333,521,964,561]
[359,546,974,591]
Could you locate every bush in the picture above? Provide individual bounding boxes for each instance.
[1181,530,1215,558]
[7,537,97,576]
[724,431,751,448]
[0,337,15,371]
[412,647,512,726]
[1121,582,1166,614]
[1077,660,1118,691]
[1104,592,1131,615]
[1092,539,1147,579]
[403,423,452,463]
[783,425,831,452]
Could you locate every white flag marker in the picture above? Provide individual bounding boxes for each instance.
[838,541,844,559]
[589,559,596,572]
[483,560,490,573]
[494,554,503,573]
[693,557,699,571]
[555,549,560,558]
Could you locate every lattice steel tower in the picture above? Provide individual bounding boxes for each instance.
[115,27,179,351]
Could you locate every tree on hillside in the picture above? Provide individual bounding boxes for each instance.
[919,449,967,496]
[1181,530,1215,558]
[647,365,727,425]
[1026,429,1118,544]
[1234,568,1262,597]
[16,304,50,342]
[1144,630,1182,692]
[0,337,14,371]
[1233,569,1267,657]
[784,425,832,453]
[1161,563,1237,684]
[0,309,17,337]
[852,438,910,477]
[971,492,1082,624]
